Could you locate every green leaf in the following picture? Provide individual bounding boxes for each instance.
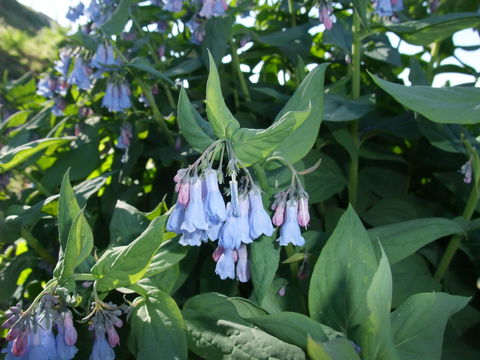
[182,293,306,360]
[246,312,329,350]
[231,107,311,166]
[129,289,188,360]
[101,0,131,35]
[201,16,234,66]
[391,293,469,360]
[249,232,280,304]
[0,252,36,304]
[0,110,31,131]
[57,170,81,250]
[273,63,329,164]
[384,12,480,46]
[367,217,464,265]
[0,137,74,174]
[309,205,378,333]
[143,238,188,278]
[91,216,168,292]
[352,0,369,29]
[323,94,374,122]
[370,73,480,125]
[128,58,174,85]
[177,87,215,152]
[359,247,399,360]
[206,52,240,138]
[109,200,150,247]
[55,209,93,280]
[307,337,361,360]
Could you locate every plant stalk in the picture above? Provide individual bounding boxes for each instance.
[231,39,252,103]
[426,41,440,84]
[434,185,479,281]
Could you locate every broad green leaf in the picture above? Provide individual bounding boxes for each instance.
[309,205,378,334]
[57,170,81,250]
[231,107,311,166]
[246,312,329,349]
[307,337,361,360]
[391,293,469,360]
[0,110,31,131]
[201,16,234,66]
[143,238,188,278]
[55,210,93,280]
[0,137,74,174]
[109,200,149,247]
[129,289,187,360]
[177,87,215,152]
[92,216,168,292]
[359,247,399,360]
[367,217,464,265]
[370,73,480,125]
[273,63,329,164]
[384,12,480,46]
[206,52,240,138]
[101,0,131,35]
[258,24,313,46]
[227,297,268,318]
[183,293,305,360]
[323,94,374,122]
[128,58,174,85]
[249,231,280,304]
[0,252,36,304]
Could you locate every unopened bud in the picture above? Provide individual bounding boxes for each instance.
[297,196,310,228]
[272,203,285,226]
[107,326,120,347]
[212,246,224,262]
[178,182,190,205]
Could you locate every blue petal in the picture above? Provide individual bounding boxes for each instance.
[215,249,235,280]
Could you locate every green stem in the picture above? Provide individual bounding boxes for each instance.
[73,273,97,281]
[138,79,175,145]
[348,13,362,208]
[285,244,299,279]
[21,228,56,265]
[426,41,440,84]
[230,39,252,103]
[434,185,479,281]
[287,0,297,27]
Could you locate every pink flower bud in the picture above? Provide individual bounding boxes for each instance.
[297,196,310,228]
[178,182,190,205]
[212,246,224,262]
[272,203,285,226]
[64,313,78,346]
[12,330,29,356]
[6,327,20,341]
[107,326,120,347]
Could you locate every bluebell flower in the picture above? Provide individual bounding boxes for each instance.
[248,188,274,239]
[102,82,132,112]
[37,75,55,98]
[215,248,236,280]
[277,200,305,247]
[67,58,91,90]
[91,44,120,70]
[90,332,115,360]
[236,244,250,282]
[180,178,209,233]
[56,331,77,360]
[206,220,222,241]
[52,98,66,116]
[27,326,57,360]
[66,2,84,22]
[179,229,204,246]
[391,0,403,12]
[2,337,30,360]
[166,203,186,233]
[219,203,242,249]
[204,169,227,223]
[375,0,393,16]
[186,19,206,45]
[162,0,183,12]
[199,0,228,18]
[237,197,253,244]
[85,0,107,25]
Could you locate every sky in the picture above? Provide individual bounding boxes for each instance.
[16,0,480,87]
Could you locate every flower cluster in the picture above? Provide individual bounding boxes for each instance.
[166,141,312,281]
[1,295,78,360]
[87,303,128,360]
[374,0,403,17]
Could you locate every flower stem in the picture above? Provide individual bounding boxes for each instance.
[230,38,252,103]
[20,228,56,265]
[434,185,479,281]
[348,12,362,208]
[426,41,440,84]
[287,0,297,27]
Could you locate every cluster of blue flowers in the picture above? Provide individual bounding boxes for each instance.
[1,295,78,360]
[374,0,403,17]
[166,141,311,281]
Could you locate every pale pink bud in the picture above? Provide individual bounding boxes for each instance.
[64,312,78,346]
[178,182,190,205]
[297,197,310,228]
[319,5,333,30]
[6,327,20,341]
[212,246,224,262]
[12,331,29,356]
[107,326,120,347]
[272,203,285,226]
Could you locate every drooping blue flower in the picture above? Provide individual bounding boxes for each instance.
[102,82,131,112]
[204,169,227,223]
[89,332,115,360]
[66,2,85,22]
[91,44,120,70]
[206,220,223,241]
[248,188,274,239]
[26,326,57,360]
[219,203,242,249]
[237,197,253,244]
[166,203,186,233]
[277,200,305,247]
[199,0,227,19]
[375,0,393,16]
[55,50,71,77]
[179,229,204,246]
[236,244,250,282]
[215,248,236,280]
[186,19,206,45]
[37,75,55,98]
[391,0,403,12]
[52,98,66,116]
[180,177,209,233]
[85,0,108,25]
[67,58,91,90]
[55,321,78,360]
[2,339,30,360]
[162,0,183,12]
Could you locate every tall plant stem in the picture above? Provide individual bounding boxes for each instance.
[231,39,252,103]
[426,41,440,84]
[287,0,297,26]
[434,185,479,281]
[348,13,362,208]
